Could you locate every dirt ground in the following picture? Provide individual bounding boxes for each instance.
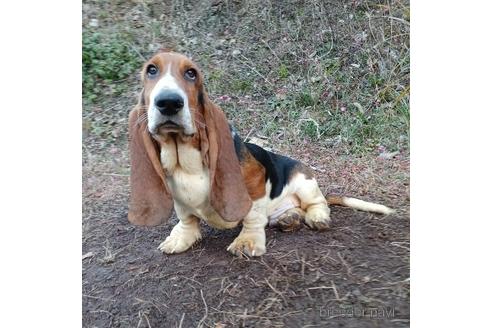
[82,144,409,328]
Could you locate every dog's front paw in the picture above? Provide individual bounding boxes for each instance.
[158,228,201,254]
[227,231,266,257]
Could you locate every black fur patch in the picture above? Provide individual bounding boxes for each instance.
[243,143,300,199]
[198,89,204,107]
[230,125,247,161]
[229,125,301,199]
[140,90,146,106]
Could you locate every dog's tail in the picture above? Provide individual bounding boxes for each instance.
[326,195,395,215]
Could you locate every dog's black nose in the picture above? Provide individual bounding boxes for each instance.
[154,91,184,116]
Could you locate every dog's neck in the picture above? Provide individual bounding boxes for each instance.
[153,132,203,175]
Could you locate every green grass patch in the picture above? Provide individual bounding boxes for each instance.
[82,31,140,103]
[278,64,290,79]
[319,102,409,153]
[231,78,253,93]
[300,119,320,139]
[295,91,316,108]
[324,58,342,76]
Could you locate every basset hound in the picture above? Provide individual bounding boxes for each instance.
[128,51,394,257]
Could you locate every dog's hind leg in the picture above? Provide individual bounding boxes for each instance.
[293,174,331,230]
[270,207,305,232]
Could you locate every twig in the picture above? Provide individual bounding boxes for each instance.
[244,127,255,141]
[260,39,281,62]
[82,294,115,302]
[374,15,410,26]
[264,279,287,304]
[218,310,302,320]
[143,311,152,328]
[331,280,340,300]
[89,310,114,326]
[337,252,353,276]
[237,54,274,87]
[306,285,340,301]
[82,251,94,260]
[137,311,142,328]
[89,310,113,316]
[102,173,130,177]
[241,308,247,327]
[181,276,203,286]
[178,313,185,328]
[197,289,208,328]
[127,42,147,61]
[390,241,410,251]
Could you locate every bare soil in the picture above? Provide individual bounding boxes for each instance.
[83,146,409,328]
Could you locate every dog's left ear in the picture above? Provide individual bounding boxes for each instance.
[199,92,252,222]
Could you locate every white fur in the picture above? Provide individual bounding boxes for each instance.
[158,214,201,254]
[148,63,195,135]
[268,195,300,220]
[266,173,331,230]
[341,197,395,215]
[160,139,239,231]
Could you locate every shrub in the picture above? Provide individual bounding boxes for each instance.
[82,31,140,103]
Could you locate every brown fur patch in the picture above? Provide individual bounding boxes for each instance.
[240,153,267,200]
[326,195,345,206]
[289,162,315,181]
[127,106,174,226]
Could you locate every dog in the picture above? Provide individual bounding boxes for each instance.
[128,51,394,257]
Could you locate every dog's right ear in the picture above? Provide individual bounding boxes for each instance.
[128,100,174,226]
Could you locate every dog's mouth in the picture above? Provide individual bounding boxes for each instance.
[156,120,183,133]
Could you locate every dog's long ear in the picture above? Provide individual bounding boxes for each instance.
[199,92,252,222]
[128,102,173,226]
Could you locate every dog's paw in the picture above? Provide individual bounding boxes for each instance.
[271,208,304,232]
[304,205,331,230]
[158,229,201,254]
[227,231,266,257]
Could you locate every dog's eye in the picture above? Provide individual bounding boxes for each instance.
[184,68,197,81]
[147,65,159,77]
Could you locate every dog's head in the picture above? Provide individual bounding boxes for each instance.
[140,52,204,137]
[128,51,252,226]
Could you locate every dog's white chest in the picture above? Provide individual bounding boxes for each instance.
[160,139,239,229]
[160,140,210,208]
[166,168,210,208]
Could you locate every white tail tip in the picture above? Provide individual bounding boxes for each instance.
[342,197,395,215]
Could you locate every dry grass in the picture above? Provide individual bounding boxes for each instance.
[83,0,409,155]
